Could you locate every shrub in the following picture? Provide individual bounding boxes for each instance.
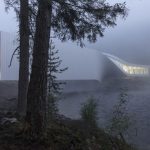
[80,96,98,128]
[47,94,58,122]
[107,88,133,143]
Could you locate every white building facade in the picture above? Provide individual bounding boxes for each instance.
[0,31,19,80]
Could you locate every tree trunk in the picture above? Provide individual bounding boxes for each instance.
[26,0,51,137]
[17,0,29,117]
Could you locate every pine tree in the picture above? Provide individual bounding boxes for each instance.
[4,0,29,117]
[47,41,67,121]
[48,41,67,95]
[26,0,127,138]
[5,0,127,137]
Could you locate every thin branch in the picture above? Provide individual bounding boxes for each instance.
[8,46,19,67]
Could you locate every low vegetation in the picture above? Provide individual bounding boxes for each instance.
[0,112,136,150]
[0,95,137,150]
[80,96,98,128]
[107,88,135,144]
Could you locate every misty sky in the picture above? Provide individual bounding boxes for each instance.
[0,0,150,65]
[87,0,150,64]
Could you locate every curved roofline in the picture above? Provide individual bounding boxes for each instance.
[102,52,150,77]
[102,52,150,68]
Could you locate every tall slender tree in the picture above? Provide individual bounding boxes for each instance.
[17,0,29,116]
[26,0,127,137]
[5,0,127,137]
[26,0,52,137]
[4,0,29,116]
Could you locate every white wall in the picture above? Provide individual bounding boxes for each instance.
[0,31,19,80]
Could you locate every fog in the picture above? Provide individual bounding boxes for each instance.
[0,1,17,32]
[0,0,150,79]
[53,40,103,80]
[87,0,150,65]
[54,0,150,79]
[1,1,150,149]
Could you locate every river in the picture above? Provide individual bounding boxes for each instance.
[58,79,150,150]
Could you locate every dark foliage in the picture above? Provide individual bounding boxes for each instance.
[0,114,136,150]
[48,41,68,95]
[4,0,128,138]
[5,0,127,46]
[52,0,127,46]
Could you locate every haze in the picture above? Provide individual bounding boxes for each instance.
[0,0,150,79]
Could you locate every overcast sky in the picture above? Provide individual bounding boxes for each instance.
[0,1,17,32]
[0,0,150,65]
